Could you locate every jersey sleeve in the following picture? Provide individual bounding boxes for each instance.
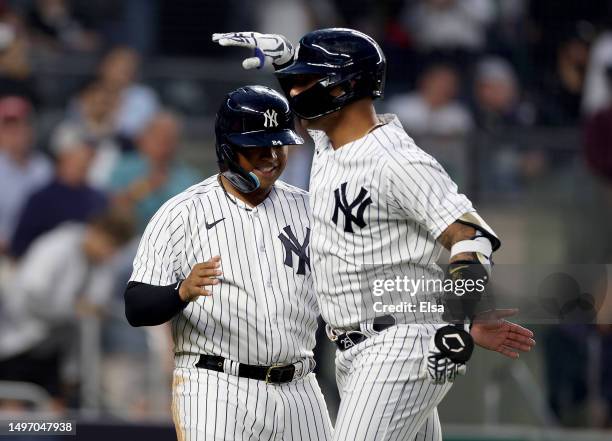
[130,199,185,286]
[385,147,474,239]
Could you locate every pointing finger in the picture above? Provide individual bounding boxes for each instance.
[216,38,255,48]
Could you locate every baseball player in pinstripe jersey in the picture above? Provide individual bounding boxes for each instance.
[124,85,332,441]
[214,29,537,440]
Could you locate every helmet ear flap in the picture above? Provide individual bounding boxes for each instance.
[218,143,261,193]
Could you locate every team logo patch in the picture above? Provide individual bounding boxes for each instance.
[332,182,372,233]
[263,109,278,128]
[278,226,310,275]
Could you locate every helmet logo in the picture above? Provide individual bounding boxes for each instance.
[263,109,278,128]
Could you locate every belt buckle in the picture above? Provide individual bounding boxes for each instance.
[265,364,279,384]
[265,364,295,384]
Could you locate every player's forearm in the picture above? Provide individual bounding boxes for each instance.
[124,281,188,327]
[438,222,477,262]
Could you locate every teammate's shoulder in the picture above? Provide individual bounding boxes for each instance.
[273,180,310,201]
[373,114,436,163]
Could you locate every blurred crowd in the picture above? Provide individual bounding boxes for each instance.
[0,0,611,429]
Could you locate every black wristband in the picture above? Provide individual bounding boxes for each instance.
[441,260,490,324]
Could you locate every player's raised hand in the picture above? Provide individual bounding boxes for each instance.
[470,309,536,359]
[212,31,294,69]
[179,256,222,302]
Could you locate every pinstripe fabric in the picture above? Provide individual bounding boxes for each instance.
[172,354,333,441]
[308,114,471,440]
[413,409,442,441]
[333,325,450,441]
[131,175,332,440]
[308,114,474,329]
[130,175,318,366]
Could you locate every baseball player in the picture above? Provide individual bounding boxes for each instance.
[213,29,536,440]
[124,85,332,441]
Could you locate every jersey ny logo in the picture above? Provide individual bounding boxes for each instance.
[332,182,373,233]
[263,109,278,128]
[278,226,310,275]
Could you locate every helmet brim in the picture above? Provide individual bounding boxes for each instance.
[226,128,304,147]
[275,61,336,78]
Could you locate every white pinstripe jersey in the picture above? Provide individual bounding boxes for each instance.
[130,175,318,365]
[308,114,474,329]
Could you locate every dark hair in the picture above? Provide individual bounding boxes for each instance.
[89,210,135,246]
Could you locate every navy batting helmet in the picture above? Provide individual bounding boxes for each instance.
[275,28,386,120]
[215,85,304,193]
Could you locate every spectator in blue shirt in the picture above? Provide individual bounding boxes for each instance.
[109,111,200,231]
[0,96,52,254]
[10,124,108,258]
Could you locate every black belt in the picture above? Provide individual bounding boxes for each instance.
[192,354,297,384]
[331,315,396,351]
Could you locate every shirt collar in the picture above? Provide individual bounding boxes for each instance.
[307,113,401,151]
[216,174,276,212]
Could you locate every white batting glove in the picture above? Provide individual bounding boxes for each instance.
[212,31,294,70]
[422,325,473,385]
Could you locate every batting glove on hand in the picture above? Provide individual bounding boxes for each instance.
[424,325,474,385]
[212,31,294,70]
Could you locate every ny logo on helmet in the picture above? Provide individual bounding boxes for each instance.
[332,182,372,233]
[278,225,310,275]
[263,109,278,128]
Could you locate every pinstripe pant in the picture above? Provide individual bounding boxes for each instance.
[333,324,452,441]
[172,355,333,441]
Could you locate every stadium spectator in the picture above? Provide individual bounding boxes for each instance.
[108,112,200,231]
[97,46,159,140]
[584,65,612,183]
[25,0,101,53]
[472,56,536,130]
[0,210,134,408]
[0,96,51,254]
[386,63,473,136]
[402,0,495,54]
[539,35,590,126]
[528,0,608,70]
[9,124,108,259]
[471,57,539,194]
[64,79,121,188]
[0,21,37,102]
[582,32,612,116]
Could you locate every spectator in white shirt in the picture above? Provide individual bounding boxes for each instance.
[386,63,473,136]
[404,0,496,53]
[0,210,134,407]
[97,46,160,139]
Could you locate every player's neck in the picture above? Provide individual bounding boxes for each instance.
[324,100,379,150]
[219,175,271,207]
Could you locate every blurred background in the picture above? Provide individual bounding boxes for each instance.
[0,0,612,439]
